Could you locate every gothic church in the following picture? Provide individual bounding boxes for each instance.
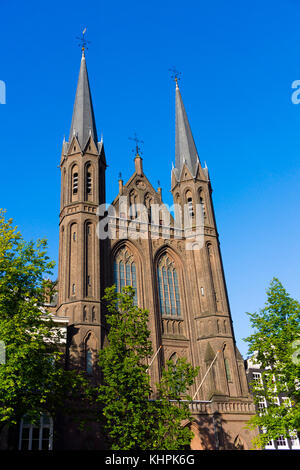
[56,48,257,450]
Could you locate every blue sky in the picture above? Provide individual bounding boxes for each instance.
[1,0,300,357]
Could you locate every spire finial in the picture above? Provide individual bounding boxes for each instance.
[169,66,181,88]
[129,132,144,156]
[77,28,90,56]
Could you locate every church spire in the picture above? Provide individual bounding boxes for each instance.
[174,80,200,180]
[69,50,98,148]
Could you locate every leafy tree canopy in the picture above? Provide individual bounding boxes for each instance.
[245,278,300,448]
[97,285,198,450]
[0,209,86,430]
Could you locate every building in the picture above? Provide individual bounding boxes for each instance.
[245,357,300,450]
[54,47,257,450]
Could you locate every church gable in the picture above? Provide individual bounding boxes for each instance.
[111,162,175,228]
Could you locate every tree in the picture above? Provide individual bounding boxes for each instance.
[97,285,198,450]
[0,210,87,440]
[245,278,300,449]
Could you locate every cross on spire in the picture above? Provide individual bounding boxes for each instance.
[169,67,181,87]
[129,132,144,156]
[76,27,91,55]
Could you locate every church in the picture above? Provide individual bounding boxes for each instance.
[54,46,257,450]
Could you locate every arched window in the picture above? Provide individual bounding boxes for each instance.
[73,173,78,194]
[157,254,181,317]
[71,165,79,202]
[85,222,93,297]
[169,352,178,363]
[224,358,232,382]
[113,247,137,304]
[186,190,194,218]
[87,172,92,193]
[85,163,93,200]
[84,332,97,376]
[92,306,96,322]
[86,349,93,375]
[199,188,206,220]
[83,306,87,322]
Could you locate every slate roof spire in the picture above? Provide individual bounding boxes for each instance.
[69,49,98,148]
[174,80,200,179]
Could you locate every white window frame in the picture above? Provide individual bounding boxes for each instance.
[252,372,263,387]
[257,396,267,415]
[18,414,53,450]
[275,435,289,449]
[290,431,300,449]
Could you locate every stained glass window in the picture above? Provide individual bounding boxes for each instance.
[114,248,137,305]
[158,255,181,317]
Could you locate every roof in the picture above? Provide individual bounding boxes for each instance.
[174,82,201,180]
[69,51,98,148]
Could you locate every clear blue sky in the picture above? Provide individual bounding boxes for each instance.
[1,0,300,357]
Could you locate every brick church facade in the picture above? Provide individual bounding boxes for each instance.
[55,49,257,450]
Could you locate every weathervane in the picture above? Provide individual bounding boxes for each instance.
[77,28,90,53]
[129,132,144,156]
[169,66,181,85]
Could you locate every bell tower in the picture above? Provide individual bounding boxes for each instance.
[171,79,249,400]
[57,48,106,372]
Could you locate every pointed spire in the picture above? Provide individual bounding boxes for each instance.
[174,81,200,179]
[69,50,98,148]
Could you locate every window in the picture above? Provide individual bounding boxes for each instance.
[290,431,300,449]
[19,414,53,450]
[86,349,93,375]
[85,164,93,198]
[200,196,206,218]
[257,397,267,415]
[187,197,194,217]
[185,190,194,219]
[275,435,288,448]
[92,307,96,322]
[72,283,75,295]
[114,247,137,304]
[252,372,263,387]
[157,254,181,317]
[87,172,92,194]
[72,172,78,194]
[224,358,232,382]
[282,397,292,408]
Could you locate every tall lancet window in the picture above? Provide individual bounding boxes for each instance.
[157,254,181,317]
[113,247,137,305]
[85,163,93,201]
[186,190,194,218]
[71,165,79,202]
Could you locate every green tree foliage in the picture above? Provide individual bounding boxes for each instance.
[0,210,86,433]
[245,278,300,448]
[98,285,198,450]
